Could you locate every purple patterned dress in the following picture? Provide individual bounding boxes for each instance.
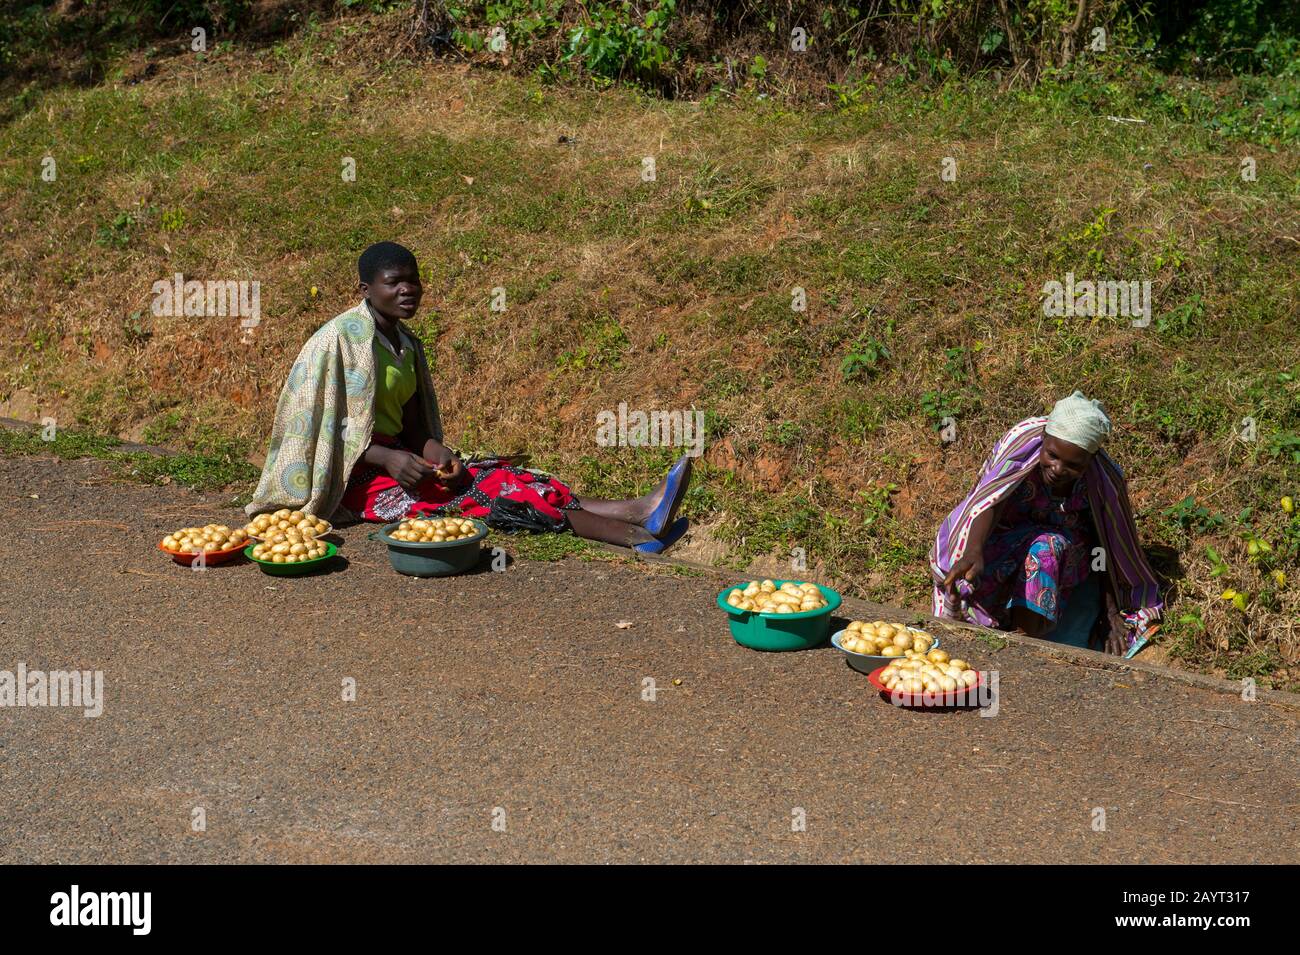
[969,468,1094,626]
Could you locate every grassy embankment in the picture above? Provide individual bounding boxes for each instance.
[0,14,1296,684]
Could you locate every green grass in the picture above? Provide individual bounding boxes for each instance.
[1,15,1297,685]
[977,632,1011,652]
[0,425,258,492]
[489,529,607,563]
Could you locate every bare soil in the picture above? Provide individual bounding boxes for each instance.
[0,453,1296,863]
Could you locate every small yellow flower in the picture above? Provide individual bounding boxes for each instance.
[310,285,319,298]
[1274,570,1286,587]
[1283,496,1294,513]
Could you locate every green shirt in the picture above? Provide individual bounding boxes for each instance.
[372,331,417,438]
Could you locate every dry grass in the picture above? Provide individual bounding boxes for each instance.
[1,13,1297,686]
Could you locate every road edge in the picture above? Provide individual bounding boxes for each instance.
[617,544,1300,713]
[4,417,1296,714]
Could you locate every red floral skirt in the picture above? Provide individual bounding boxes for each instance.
[341,434,579,526]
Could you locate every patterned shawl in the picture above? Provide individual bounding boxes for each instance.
[245,301,443,520]
[929,416,1162,653]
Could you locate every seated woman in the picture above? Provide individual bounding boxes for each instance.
[929,392,1162,655]
[245,242,691,552]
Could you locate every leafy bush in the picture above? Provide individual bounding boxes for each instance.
[426,0,1298,94]
[563,0,678,85]
[1147,0,1300,75]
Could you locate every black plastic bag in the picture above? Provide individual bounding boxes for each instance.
[483,494,568,534]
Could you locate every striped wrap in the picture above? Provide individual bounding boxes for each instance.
[929,417,1162,651]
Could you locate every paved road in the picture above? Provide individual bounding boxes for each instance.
[0,453,1296,863]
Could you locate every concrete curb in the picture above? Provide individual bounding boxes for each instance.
[618,544,1300,712]
[6,416,1296,712]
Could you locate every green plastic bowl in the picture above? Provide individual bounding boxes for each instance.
[716,580,842,651]
[243,541,338,576]
[372,518,489,577]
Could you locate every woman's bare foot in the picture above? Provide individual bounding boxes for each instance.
[1009,606,1053,639]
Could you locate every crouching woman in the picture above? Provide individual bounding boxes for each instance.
[929,391,1162,656]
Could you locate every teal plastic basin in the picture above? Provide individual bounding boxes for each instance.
[372,518,489,577]
[716,580,842,651]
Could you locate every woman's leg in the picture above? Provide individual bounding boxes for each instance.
[575,455,692,530]
[1006,534,1066,638]
[575,495,655,524]
[1009,605,1053,638]
[566,509,655,547]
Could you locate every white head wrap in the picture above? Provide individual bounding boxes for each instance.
[1045,390,1111,454]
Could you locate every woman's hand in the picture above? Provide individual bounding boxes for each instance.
[1099,580,1131,655]
[383,448,435,493]
[437,455,471,491]
[942,552,984,604]
[419,438,470,491]
[1104,610,1131,655]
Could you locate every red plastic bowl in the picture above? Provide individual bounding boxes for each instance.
[157,540,247,567]
[867,664,987,708]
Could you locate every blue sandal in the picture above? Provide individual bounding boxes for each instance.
[644,454,693,538]
[633,517,689,554]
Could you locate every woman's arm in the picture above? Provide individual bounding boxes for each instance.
[941,498,1006,601]
[399,392,470,489]
[1100,578,1131,655]
[364,437,435,492]
[400,395,455,466]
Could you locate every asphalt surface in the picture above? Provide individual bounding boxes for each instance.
[1,453,1297,863]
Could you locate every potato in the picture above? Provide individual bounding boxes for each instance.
[162,522,247,553]
[733,581,828,615]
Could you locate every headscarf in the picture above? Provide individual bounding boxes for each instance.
[1045,390,1112,454]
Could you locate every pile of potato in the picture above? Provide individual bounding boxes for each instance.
[250,537,329,564]
[726,580,827,614]
[160,524,248,554]
[244,509,330,542]
[390,516,479,543]
[879,649,979,695]
[840,620,935,657]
